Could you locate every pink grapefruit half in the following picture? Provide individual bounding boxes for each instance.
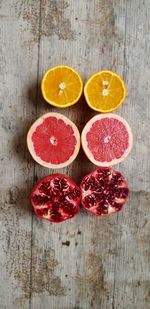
[81,114,133,167]
[27,113,80,169]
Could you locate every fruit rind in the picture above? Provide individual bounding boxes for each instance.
[81,113,133,167]
[84,70,127,113]
[41,65,83,108]
[27,112,81,169]
[30,173,79,196]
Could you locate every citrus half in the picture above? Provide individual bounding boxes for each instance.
[84,70,126,112]
[81,113,133,167]
[41,65,83,108]
[27,113,80,169]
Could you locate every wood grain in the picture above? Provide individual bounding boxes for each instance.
[0,0,150,308]
[0,0,39,308]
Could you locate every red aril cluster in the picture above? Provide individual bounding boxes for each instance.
[30,168,129,222]
[30,174,81,223]
[80,167,129,216]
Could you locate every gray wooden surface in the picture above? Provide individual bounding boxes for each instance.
[0,0,150,308]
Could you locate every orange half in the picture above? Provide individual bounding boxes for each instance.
[84,70,126,113]
[41,65,83,108]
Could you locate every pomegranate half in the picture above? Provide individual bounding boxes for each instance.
[30,174,81,223]
[80,167,129,216]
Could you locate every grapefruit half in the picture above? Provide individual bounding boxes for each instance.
[27,113,80,169]
[81,114,133,167]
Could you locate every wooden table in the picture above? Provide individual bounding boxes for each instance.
[0,1,150,308]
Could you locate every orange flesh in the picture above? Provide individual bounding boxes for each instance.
[42,66,83,107]
[85,71,126,112]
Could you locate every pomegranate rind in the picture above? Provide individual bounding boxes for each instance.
[30,174,81,223]
[81,113,133,167]
[27,112,80,169]
[80,167,129,216]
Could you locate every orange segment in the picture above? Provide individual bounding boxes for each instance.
[41,65,83,108]
[84,70,126,112]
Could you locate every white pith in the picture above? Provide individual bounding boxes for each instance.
[58,82,66,96]
[59,82,65,90]
[102,80,109,86]
[50,136,57,145]
[104,135,111,144]
[102,89,109,96]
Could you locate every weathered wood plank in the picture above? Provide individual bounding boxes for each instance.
[31,1,128,309]
[0,0,150,308]
[112,0,150,308]
[0,0,40,308]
